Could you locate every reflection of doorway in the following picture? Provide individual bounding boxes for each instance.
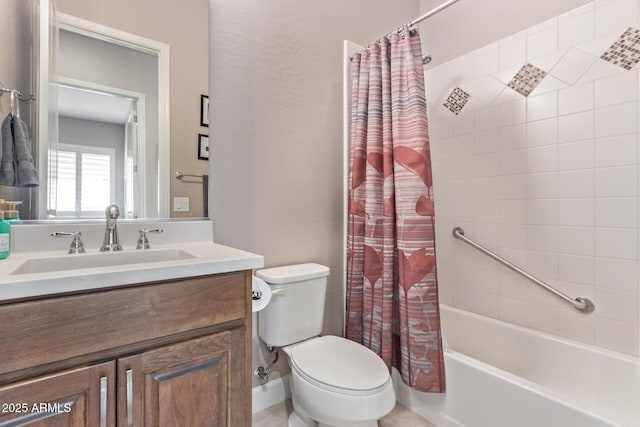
[37,9,170,218]
[52,81,145,218]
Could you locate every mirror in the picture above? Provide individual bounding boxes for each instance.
[28,0,209,220]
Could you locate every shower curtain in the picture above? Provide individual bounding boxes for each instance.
[346,25,444,393]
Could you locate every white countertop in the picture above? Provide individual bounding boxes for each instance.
[0,220,264,303]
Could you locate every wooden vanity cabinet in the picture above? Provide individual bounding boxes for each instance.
[0,271,252,427]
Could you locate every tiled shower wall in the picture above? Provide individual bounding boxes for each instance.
[426,0,640,356]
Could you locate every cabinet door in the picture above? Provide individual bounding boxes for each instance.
[0,361,115,427]
[118,332,235,427]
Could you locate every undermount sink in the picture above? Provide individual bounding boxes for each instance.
[10,248,197,275]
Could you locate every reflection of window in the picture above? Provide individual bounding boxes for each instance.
[50,143,116,217]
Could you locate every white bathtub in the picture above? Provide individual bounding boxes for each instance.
[394,305,640,427]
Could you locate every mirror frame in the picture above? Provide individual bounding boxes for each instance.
[36,0,171,219]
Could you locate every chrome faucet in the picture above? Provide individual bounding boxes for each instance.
[100,204,122,252]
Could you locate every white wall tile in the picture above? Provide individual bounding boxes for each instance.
[595,0,640,37]
[559,3,596,50]
[475,43,500,78]
[559,170,595,198]
[527,118,558,148]
[527,18,558,60]
[558,110,595,143]
[595,133,638,167]
[500,124,527,151]
[595,166,638,197]
[559,226,595,256]
[500,149,527,175]
[595,257,638,292]
[558,81,594,116]
[475,105,500,131]
[475,292,500,318]
[499,98,526,127]
[595,287,638,323]
[499,175,526,199]
[595,70,638,108]
[500,224,526,249]
[559,307,595,344]
[475,176,500,199]
[549,48,598,85]
[526,199,558,225]
[558,254,595,285]
[499,32,527,70]
[595,317,639,355]
[476,129,501,154]
[527,173,558,199]
[499,296,526,326]
[558,139,595,170]
[595,102,638,138]
[527,302,559,334]
[475,153,501,177]
[527,146,558,173]
[428,0,640,356]
[559,199,595,227]
[527,225,558,252]
[500,199,526,224]
[595,227,638,259]
[595,197,638,228]
[527,91,559,122]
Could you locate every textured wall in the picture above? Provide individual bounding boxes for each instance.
[208,0,420,386]
[427,0,640,356]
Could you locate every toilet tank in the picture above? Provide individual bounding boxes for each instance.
[257,263,330,347]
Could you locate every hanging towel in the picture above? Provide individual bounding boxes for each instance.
[0,114,39,187]
[0,114,15,186]
[12,114,39,187]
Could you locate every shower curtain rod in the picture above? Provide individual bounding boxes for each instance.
[405,0,461,29]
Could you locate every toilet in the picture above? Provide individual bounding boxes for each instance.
[257,263,396,427]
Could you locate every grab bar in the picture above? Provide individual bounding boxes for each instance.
[452,227,595,313]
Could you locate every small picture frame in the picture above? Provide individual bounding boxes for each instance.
[200,94,209,127]
[198,134,209,160]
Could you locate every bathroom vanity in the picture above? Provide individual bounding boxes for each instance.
[0,220,263,427]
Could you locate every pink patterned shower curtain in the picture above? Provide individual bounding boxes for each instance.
[346,26,445,393]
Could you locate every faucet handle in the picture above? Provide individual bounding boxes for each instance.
[51,231,86,254]
[136,228,163,250]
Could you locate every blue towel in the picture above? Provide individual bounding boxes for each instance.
[0,113,39,187]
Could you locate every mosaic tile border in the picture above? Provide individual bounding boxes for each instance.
[507,63,547,97]
[601,27,640,71]
[443,87,470,115]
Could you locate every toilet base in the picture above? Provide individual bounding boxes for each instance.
[288,411,378,427]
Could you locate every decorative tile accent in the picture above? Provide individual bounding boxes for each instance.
[443,87,470,115]
[601,27,640,70]
[507,63,547,97]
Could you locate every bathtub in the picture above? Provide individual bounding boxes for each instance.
[393,305,640,427]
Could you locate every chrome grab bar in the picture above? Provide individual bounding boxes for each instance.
[452,227,595,313]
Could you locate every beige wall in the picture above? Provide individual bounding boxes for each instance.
[56,0,209,218]
[419,0,592,67]
[209,0,421,386]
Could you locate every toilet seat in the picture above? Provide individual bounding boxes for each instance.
[288,335,390,396]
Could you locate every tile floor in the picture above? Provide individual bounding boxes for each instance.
[251,400,437,427]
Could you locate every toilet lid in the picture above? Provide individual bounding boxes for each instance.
[289,336,390,391]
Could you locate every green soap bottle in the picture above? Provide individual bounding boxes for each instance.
[0,211,11,259]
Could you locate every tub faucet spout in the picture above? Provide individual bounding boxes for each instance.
[100,204,122,252]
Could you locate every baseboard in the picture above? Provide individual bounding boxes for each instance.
[252,374,292,414]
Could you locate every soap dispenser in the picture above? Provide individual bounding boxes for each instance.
[3,201,22,222]
[0,211,10,259]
